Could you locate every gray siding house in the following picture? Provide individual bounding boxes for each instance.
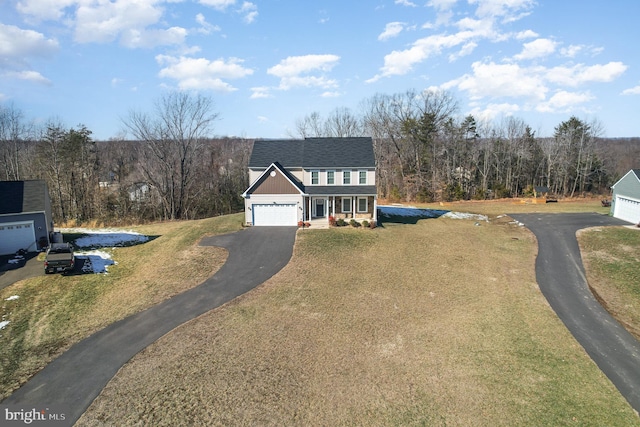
[0,180,53,255]
[242,137,377,226]
[610,169,640,224]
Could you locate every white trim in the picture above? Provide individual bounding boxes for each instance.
[327,170,336,185]
[341,197,352,212]
[357,197,368,213]
[343,170,351,185]
[358,170,367,185]
[242,163,304,198]
[311,170,320,185]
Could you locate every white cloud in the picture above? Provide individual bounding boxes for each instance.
[268,54,340,90]
[471,0,536,21]
[427,0,458,10]
[156,55,254,92]
[321,91,342,98]
[4,70,51,85]
[199,0,236,11]
[196,13,221,35]
[395,0,418,6]
[469,102,521,122]
[545,62,627,87]
[515,29,538,39]
[443,61,548,101]
[0,24,59,63]
[536,90,594,113]
[250,86,272,99]
[378,22,405,41]
[239,2,258,24]
[622,85,640,95]
[16,0,76,21]
[369,31,475,81]
[121,27,187,49]
[514,38,557,60]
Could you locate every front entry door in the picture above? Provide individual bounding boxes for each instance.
[315,199,325,217]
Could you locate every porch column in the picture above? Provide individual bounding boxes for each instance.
[373,196,378,222]
[352,196,356,219]
[308,197,312,220]
[332,196,335,217]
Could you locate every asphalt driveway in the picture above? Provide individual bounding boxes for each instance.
[510,213,640,414]
[2,226,298,426]
[0,253,42,291]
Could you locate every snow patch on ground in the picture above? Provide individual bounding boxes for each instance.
[0,321,9,330]
[75,250,117,274]
[62,228,150,249]
[443,212,489,222]
[57,228,148,274]
[5,296,19,301]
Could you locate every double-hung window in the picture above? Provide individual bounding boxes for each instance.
[359,170,367,185]
[311,170,319,185]
[341,197,352,212]
[357,197,368,213]
[327,170,335,185]
[343,170,351,185]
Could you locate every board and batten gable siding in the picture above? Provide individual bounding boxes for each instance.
[250,169,300,195]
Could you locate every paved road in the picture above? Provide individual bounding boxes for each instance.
[2,226,298,426]
[510,213,640,414]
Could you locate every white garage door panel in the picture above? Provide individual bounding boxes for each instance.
[0,221,36,255]
[252,204,297,226]
[614,196,640,224]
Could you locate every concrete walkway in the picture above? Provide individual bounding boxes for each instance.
[510,213,640,414]
[2,226,298,426]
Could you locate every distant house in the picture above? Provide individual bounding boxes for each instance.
[0,180,53,255]
[610,169,640,224]
[128,182,150,202]
[242,137,377,226]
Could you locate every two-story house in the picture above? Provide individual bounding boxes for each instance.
[242,137,377,226]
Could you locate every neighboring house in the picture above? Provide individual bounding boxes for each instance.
[610,169,640,224]
[129,182,150,202]
[0,180,54,255]
[242,137,377,226]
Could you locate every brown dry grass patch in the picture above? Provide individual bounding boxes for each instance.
[78,215,638,426]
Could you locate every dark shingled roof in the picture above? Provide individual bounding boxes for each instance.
[633,169,640,181]
[249,137,375,169]
[0,180,48,214]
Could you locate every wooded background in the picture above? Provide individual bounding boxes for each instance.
[1,90,638,225]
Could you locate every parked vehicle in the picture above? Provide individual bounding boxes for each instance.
[44,243,75,274]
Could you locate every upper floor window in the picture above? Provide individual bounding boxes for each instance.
[343,170,351,185]
[359,170,367,185]
[327,170,335,185]
[311,170,319,185]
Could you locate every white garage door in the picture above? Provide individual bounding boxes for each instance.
[252,204,297,226]
[614,196,640,224]
[0,221,36,255]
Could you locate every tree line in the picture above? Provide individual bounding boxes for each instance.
[1,90,639,225]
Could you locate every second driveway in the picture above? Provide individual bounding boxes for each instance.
[510,213,640,414]
[3,226,298,425]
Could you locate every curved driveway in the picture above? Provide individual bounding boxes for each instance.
[510,213,640,413]
[2,226,297,426]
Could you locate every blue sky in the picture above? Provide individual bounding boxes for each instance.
[1,0,639,140]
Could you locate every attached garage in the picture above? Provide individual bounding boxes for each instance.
[0,221,36,255]
[614,196,640,224]
[610,169,640,225]
[0,180,54,255]
[252,204,297,226]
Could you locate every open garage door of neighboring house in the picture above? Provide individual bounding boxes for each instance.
[614,196,640,224]
[0,220,36,255]
[252,204,297,226]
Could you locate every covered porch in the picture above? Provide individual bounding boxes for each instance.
[301,193,378,224]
